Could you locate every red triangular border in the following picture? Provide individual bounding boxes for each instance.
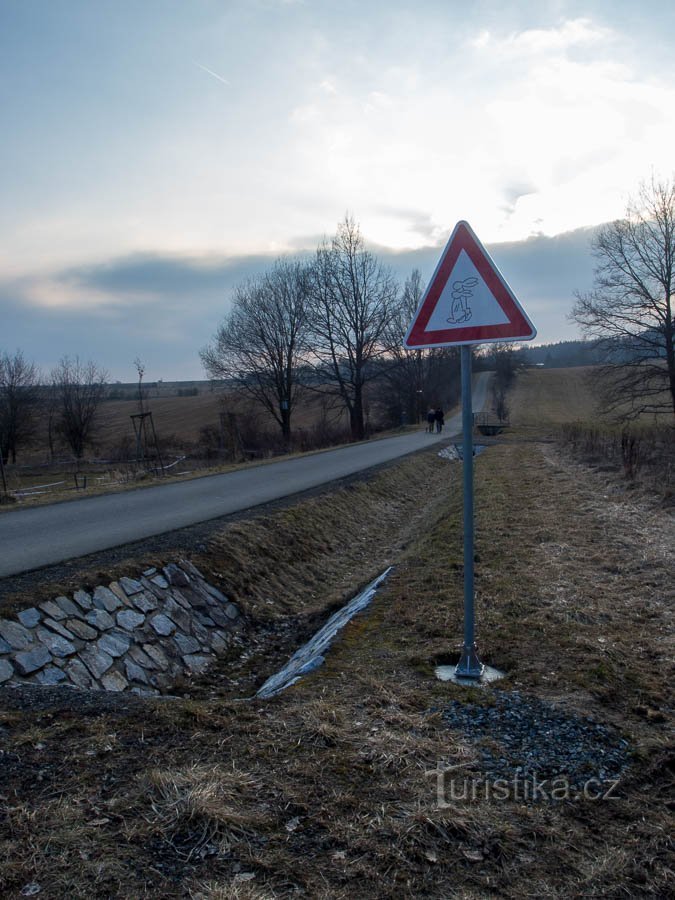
[404,221,536,348]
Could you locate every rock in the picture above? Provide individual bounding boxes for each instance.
[124,660,148,684]
[142,643,169,670]
[97,633,131,658]
[179,559,204,580]
[195,612,216,627]
[183,654,212,675]
[141,578,168,601]
[34,665,67,685]
[0,636,11,653]
[14,645,52,675]
[192,622,211,646]
[85,609,115,631]
[72,590,93,612]
[0,658,14,682]
[131,591,158,613]
[148,673,170,691]
[119,576,144,596]
[168,660,183,680]
[0,619,34,650]
[43,618,76,640]
[38,600,67,621]
[142,567,157,577]
[210,632,230,654]
[80,647,114,679]
[66,619,98,640]
[149,614,175,636]
[116,609,146,631]
[225,603,240,621]
[17,608,41,628]
[163,563,190,587]
[108,582,130,605]
[36,628,77,658]
[131,685,160,696]
[177,587,209,611]
[170,589,192,611]
[129,645,157,669]
[150,574,169,589]
[92,586,122,613]
[173,633,201,655]
[55,596,80,617]
[66,658,95,689]
[164,598,192,633]
[201,581,229,605]
[208,606,232,628]
[101,670,128,692]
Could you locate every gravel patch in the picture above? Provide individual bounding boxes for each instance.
[441,690,631,790]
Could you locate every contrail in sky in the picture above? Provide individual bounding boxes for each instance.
[193,61,230,86]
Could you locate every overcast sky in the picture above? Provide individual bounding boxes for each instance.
[2,0,673,380]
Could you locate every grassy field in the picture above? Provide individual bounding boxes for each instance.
[508,366,598,430]
[0,369,673,897]
[0,383,377,507]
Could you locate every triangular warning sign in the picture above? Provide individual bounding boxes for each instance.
[404,221,536,348]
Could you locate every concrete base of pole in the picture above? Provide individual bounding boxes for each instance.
[435,663,505,686]
[455,642,484,678]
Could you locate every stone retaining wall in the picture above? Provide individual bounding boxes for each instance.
[0,561,240,694]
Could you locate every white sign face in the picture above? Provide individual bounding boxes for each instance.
[404,220,536,348]
[425,249,510,332]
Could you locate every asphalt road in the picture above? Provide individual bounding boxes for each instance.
[0,374,490,578]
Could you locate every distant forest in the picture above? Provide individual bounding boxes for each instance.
[520,340,605,368]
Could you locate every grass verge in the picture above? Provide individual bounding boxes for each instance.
[0,422,672,896]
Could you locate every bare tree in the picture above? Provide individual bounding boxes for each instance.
[383,269,427,423]
[51,356,108,459]
[0,349,40,464]
[572,176,675,418]
[486,343,525,423]
[201,258,311,443]
[134,357,147,415]
[378,269,462,426]
[308,215,398,441]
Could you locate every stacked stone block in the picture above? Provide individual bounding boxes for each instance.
[0,560,240,694]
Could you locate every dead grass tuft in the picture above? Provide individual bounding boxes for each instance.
[144,764,270,859]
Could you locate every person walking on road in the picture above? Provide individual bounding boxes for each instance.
[434,407,445,433]
[426,408,436,433]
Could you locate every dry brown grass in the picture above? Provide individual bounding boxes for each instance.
[0,369,673,897]
[509,366,599,431]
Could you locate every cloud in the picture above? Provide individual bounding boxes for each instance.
[60,253,266,300]
[0,227,598,379]
[471,18,614,57]
[0,252,281,380]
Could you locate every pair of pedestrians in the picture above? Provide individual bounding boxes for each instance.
[426,407,445,433]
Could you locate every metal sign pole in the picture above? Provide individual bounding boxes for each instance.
[455,344,484,678]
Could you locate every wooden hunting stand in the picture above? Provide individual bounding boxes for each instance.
[130,411,164,474]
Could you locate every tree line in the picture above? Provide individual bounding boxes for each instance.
[1,216,461,464]
[4,176,673,466]
[0,354,107,465]
[200,215,461,445]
